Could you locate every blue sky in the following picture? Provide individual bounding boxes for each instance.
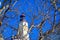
[0,0,60,40]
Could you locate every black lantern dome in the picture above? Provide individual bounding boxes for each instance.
[20,14,25,18]
[20,14,25,21]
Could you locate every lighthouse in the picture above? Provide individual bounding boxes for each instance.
[17,14,29,40]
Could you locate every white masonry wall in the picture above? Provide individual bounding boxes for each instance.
[18,21,29,40]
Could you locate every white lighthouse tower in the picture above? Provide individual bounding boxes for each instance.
[17,14,29,40]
